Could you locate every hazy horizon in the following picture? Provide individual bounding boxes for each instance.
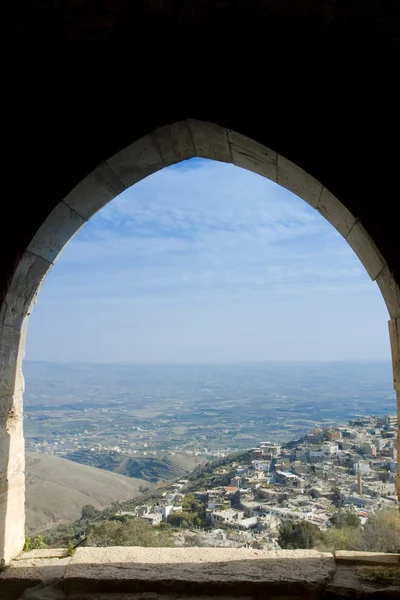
[24,358,393,366]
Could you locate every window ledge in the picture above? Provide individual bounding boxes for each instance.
[0,547,399,599]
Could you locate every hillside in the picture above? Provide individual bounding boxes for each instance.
[25,452,149,534]
[62,450,203,483]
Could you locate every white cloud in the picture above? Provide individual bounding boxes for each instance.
[26,159,390,362]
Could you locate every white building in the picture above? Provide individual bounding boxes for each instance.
[353,461,370,475]
[140,512,162,526]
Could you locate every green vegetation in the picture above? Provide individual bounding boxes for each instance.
[86,519,175,547]
[167,493,207,528]
[319,510,399,553]
[23,535,46,552]
[278,510,400,554]
[328,509,360,529]
[66,539,76,557]
[278,520,322,549]
[355,509,400,553]
[81,504,99,520]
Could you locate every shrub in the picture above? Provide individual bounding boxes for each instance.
[278,520,322,549]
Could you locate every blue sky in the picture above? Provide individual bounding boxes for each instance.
[26,158,391,363]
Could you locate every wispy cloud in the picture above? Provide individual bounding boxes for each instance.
[26,159,390,363]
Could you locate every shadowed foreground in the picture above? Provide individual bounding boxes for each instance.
[1,547,399,599]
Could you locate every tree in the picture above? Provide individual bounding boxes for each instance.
[309,488,321,499]
[330,486,342,507]
[81,504,98,520]
[184,534,204,547]
[357,510,400,554]
[329,510,360,529]
[319,509,400,554]
[167,511,196,528]
[317,526,362,552]
[278,520,322,550]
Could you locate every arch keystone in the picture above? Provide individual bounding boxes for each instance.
[153,121,195,167]
[228,130,277,181]
[188,120,230,163]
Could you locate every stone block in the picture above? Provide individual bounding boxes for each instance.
[188,120,231,163]
[63,162,126,220]
[0,472,25,566]
[277,155,322,208]
[65,547,334,596]
[0,556,70,598]
[17,549,67,560]
[0,251,51,330]
[228,130,277,181]
[107,135,164,188]
[153,121,195,167]
[0,402,24,476]
[27,203,85,264]
[346,221,386,280]
[377,265,400,319]
[388,319,400,391]
[335,551,400,565]
[317,187,357,238]
[0,326,23,397]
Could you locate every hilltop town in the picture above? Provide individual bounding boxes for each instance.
[107,413,398,549]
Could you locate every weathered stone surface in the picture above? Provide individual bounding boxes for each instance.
[388,319,400,391]
[0,326,23,398]
[65,547,334,596]
[0,399,24,479]
[188,120,231,163]
[277,155,322,208]
[17,550,68,561]
[335,551,400,565]
[107,135,164,188]
[153,121,195,167]
[18,584,66,599]
[377,265,400,319]
[0,557,70,600]
[324,564,363,599]
[63,162,126,221]
[0,471,25,566]
[325,563,400,599]
[2,549,400,599]
[0,252,51,330]
[317,187,356,238]
[346,221,386,281]
[27,203,86,265]
[228,130,277,181]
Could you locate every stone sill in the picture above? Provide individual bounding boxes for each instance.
[0,547,399,599]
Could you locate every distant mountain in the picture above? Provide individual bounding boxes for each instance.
[62,449,203,483]
[25,452,149,534]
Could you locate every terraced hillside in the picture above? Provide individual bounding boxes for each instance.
[63,450,202,483]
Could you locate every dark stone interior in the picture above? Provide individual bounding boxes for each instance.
[4,1,400,302]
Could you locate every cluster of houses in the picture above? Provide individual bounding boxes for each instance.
[116,479,189,526]
[116,415,398,548]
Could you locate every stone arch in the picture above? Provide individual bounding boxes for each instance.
[1,119,399,564]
